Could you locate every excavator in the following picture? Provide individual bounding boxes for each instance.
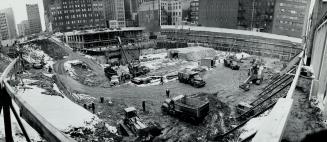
[104,37,150,80]
[117,36,150,78]
[239,60,265,91]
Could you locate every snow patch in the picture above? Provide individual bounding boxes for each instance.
[64,60,82,78]
[16,84,99,131]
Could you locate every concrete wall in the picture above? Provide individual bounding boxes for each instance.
[161,27,302,60]
[310,19,327,116]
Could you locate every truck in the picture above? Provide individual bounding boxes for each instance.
[161,95,210,124]
[178,70,206,88]
[223,55,240,70]
[119,107,162,141]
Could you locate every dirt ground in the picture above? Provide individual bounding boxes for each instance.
[282,88,325,142]
[53,46,278,141]
[40,39,327,142]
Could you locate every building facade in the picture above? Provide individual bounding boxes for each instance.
[26,4,42,34]
[190,0,199,24]
[138,0,182,27]
[238,0,275,32]
[199,0,239,29]
[138,0,160,31]
[0,8,17,40]
[104,0,126,28]
[124,0,139,27]
[17,20,30,36]
[43,0,105,32]
[272,0,309,37]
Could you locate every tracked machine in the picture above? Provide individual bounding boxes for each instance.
[239,62,265,91]
[119,107,162,141]
[117,37,150,78]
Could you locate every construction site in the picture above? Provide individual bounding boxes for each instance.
[1,9,327,142]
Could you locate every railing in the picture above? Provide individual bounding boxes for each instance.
[0,58,76,142]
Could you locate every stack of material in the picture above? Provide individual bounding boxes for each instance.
[168,46,217,61]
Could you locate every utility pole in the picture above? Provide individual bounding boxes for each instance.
[250,0,256,30]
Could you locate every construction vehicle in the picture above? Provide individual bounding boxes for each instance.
[119,107,162,140]
[223,55,240,70]
[128,61,150,77]
[178,69,206,88]
[239,62,264,91]
[161,95,209,124]
[117,36,150,78]
[104,66,118,80]
[32,55,46,69]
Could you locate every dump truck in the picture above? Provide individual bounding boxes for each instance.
[161,95,209,124]
[178,70,206,88]
[119,107,162,141]
[223,55,240,70]
[239,63,264,91]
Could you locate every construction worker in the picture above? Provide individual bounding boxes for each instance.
[160,76,164,85]
[166,89,170,98]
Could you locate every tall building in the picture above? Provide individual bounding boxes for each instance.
[43,0,105,32]
[160,0,182,25]
[199,0,239,29]
[190,0,199,24]
[238,0,275,32]
[104,0,126,28]
[124,0,139,27]
[17,20,30,36]
[138,0,160,31]
[26,4,42,34]
[0,8,17,40]
[272,0,309,37]
[138,0,182,26]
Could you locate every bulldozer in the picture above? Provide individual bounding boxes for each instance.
[239,62,264,91]
[119,107,162,141]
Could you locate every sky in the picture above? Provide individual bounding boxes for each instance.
[0,0,45,31]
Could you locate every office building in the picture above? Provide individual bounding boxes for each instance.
[17,20,30,36]
[43,0,105,32]
[104,0,126,28]
[26,4,42,34]
[199,0,239,29]
[190,0,199,24]
[272,0,309,37]
[124,0,139,27]
[238,0,275,32]
[0,8,17,40]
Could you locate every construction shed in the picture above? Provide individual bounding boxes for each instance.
[167,46,217,61]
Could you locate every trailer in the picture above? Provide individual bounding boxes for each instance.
[161,95,209,124]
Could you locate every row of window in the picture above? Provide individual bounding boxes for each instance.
[279,3,306,9]
[54,18,102,26]
[279,20,303,27]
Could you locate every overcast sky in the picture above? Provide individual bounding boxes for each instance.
[0,0,45,31]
